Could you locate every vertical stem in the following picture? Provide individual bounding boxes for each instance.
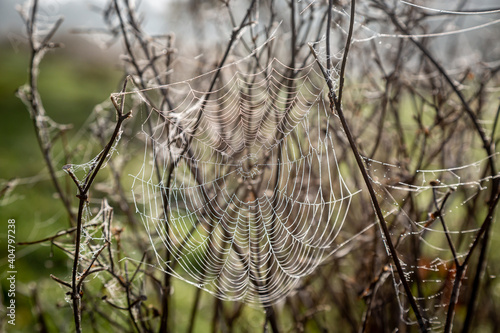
[68,82,130,332]
[290,0,296,68]
[331,66,428,333]
[313,0,428,331]
[444,265,465,332]
[461,233,487,333]
[265,306,280,333]
[71,195,86,333]
[187,288,202,333]
[327,0,333,73]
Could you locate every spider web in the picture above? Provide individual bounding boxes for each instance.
[5,0,499,330]
[127,56,356,306]
[363,154,500,328]
[23,0,493,327]
[110,1,500,324]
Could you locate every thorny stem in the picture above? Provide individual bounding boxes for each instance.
[314,0,429,331]
[159,164,173,333]
[336,0,353,106]
[71,193,86,333]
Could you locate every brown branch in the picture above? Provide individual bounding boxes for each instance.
[312,0,428,331]
[431,188,459,268]
[67,77,132,333]
[371,3,499,331]
[18,0,76,226]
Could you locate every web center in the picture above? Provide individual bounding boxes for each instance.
[238,154,262,180]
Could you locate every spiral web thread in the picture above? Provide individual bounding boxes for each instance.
[127,56,355,305]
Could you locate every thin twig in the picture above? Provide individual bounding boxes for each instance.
[17,222,101,245]
[431,188,459,268]
[77,242,109,291]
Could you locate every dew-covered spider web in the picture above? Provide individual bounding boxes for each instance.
[7,0,500,330]
[127,55,357,305]
[103,1,500,325]
[362,153,500,328]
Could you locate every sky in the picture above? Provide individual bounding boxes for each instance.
[2,0,499,66]
[0,0,172,40]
